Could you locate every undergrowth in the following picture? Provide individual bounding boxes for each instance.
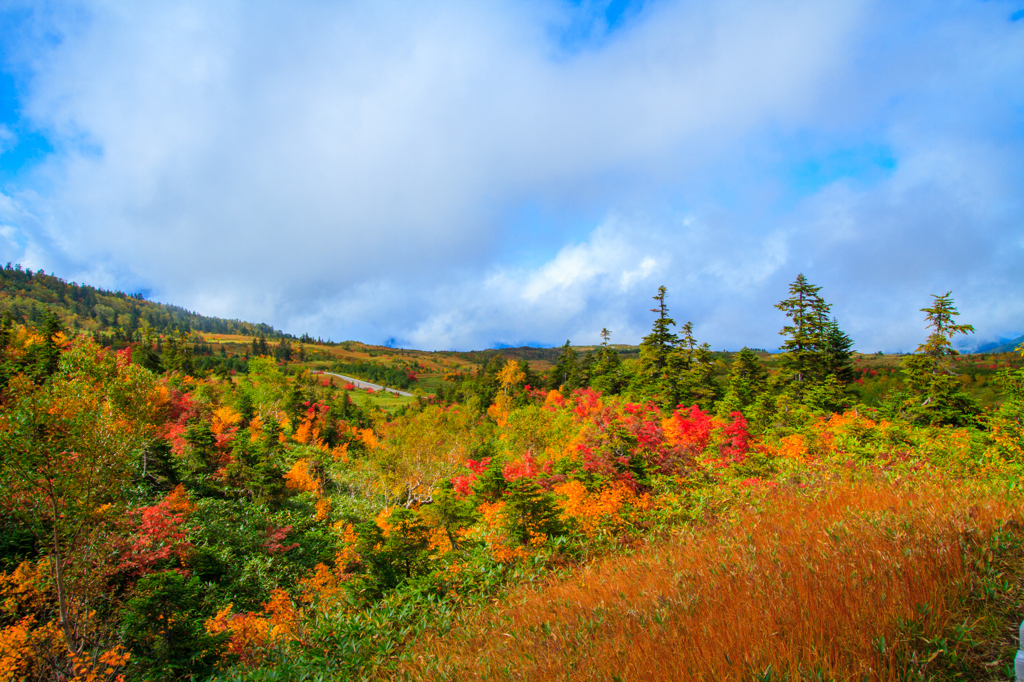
[390,480,1022,682]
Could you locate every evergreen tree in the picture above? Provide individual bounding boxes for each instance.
[775,274,827,391]
[899,292,979,426]
[548,340,583,391]
[822,317,855,384]
[633,287,679,402]
[774,274,855,407]
[717,348,769,417]
[666,322,718,410]
[589,328,623,395]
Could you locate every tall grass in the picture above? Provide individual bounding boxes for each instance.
[405,481,1020,681]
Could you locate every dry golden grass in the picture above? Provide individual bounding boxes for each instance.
[408,481,1020,681]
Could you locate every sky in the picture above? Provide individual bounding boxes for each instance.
[0,0,1022,352]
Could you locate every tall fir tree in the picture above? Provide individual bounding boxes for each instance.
[633,287,679,403]
[589,328,623,395]
[547,341,583,391]
[774,274,854,408]
[899,292,979,426]
[775,274,828,391]
[717,347,769,417]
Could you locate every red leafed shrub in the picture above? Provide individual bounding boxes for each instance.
[265,524,299,554]
[503,452,541,482]
[719,412,751,463]
[118,485,195,575]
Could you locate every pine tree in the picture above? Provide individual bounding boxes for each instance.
[774,275,854,406]
[717,348,769,416]
[899,292,979,426]
[633,287,679,402]
[589,328,623,395]
[548,340,582,391]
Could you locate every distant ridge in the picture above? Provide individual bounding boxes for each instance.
[0,263,289,339]
[971,334,1024,354]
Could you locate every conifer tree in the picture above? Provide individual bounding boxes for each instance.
[589,328,623,395]
[548,340,583,391]
[775,274,827,390]
[717,347,769,416]
[822,317,856,384]
[899,292,979,426]
[633,287,679,402]
[774,274,854,406]
[667,322,718,410]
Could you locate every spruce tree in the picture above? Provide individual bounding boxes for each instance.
[548,341,582,391]
[589,328,623,395]
[774,275,855,406]
[633,287,679,402]
[899,292,979,426]
[718,347,769,416]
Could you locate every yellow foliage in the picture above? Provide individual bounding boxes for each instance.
[359,428,378,451]
[0,617,32,681]
[211,405,241,436]
[331,442,349,462]
[314,498,331,522]
[283,459,321,496]
[497,361,526,391]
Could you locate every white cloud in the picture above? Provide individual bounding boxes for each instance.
[0,0,1021,350]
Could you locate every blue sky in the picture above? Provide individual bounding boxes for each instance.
[0,0,1022,352]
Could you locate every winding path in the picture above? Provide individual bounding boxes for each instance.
[314,371,414,397]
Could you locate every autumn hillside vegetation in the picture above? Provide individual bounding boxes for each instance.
[1,275,1023,681]
[410,481,1022,681]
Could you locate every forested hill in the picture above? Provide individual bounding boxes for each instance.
[0,263,287,339]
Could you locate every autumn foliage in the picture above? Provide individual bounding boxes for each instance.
[0,295,1022,681]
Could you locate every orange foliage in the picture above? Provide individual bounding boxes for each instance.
[68,646,131,682]
[410,481,1019,681]
[331,442,349,462]
[543,389,565,408]
[314,498,331,522]
[298,523,359,605]
[0,559,50,617]
[0,616,33,680]
[248,415,264,442]
[204,590,299,668]
[553,480,650,538]
[358,428,378,451]
[283,459,322,496]
[206,606,269,666]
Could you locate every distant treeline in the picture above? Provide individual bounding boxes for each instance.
[0,263,288,339]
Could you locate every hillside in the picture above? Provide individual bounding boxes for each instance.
[1,270,1023,681]
[0,263,288,340]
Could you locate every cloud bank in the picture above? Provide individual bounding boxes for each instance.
[0,0,1021,351]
